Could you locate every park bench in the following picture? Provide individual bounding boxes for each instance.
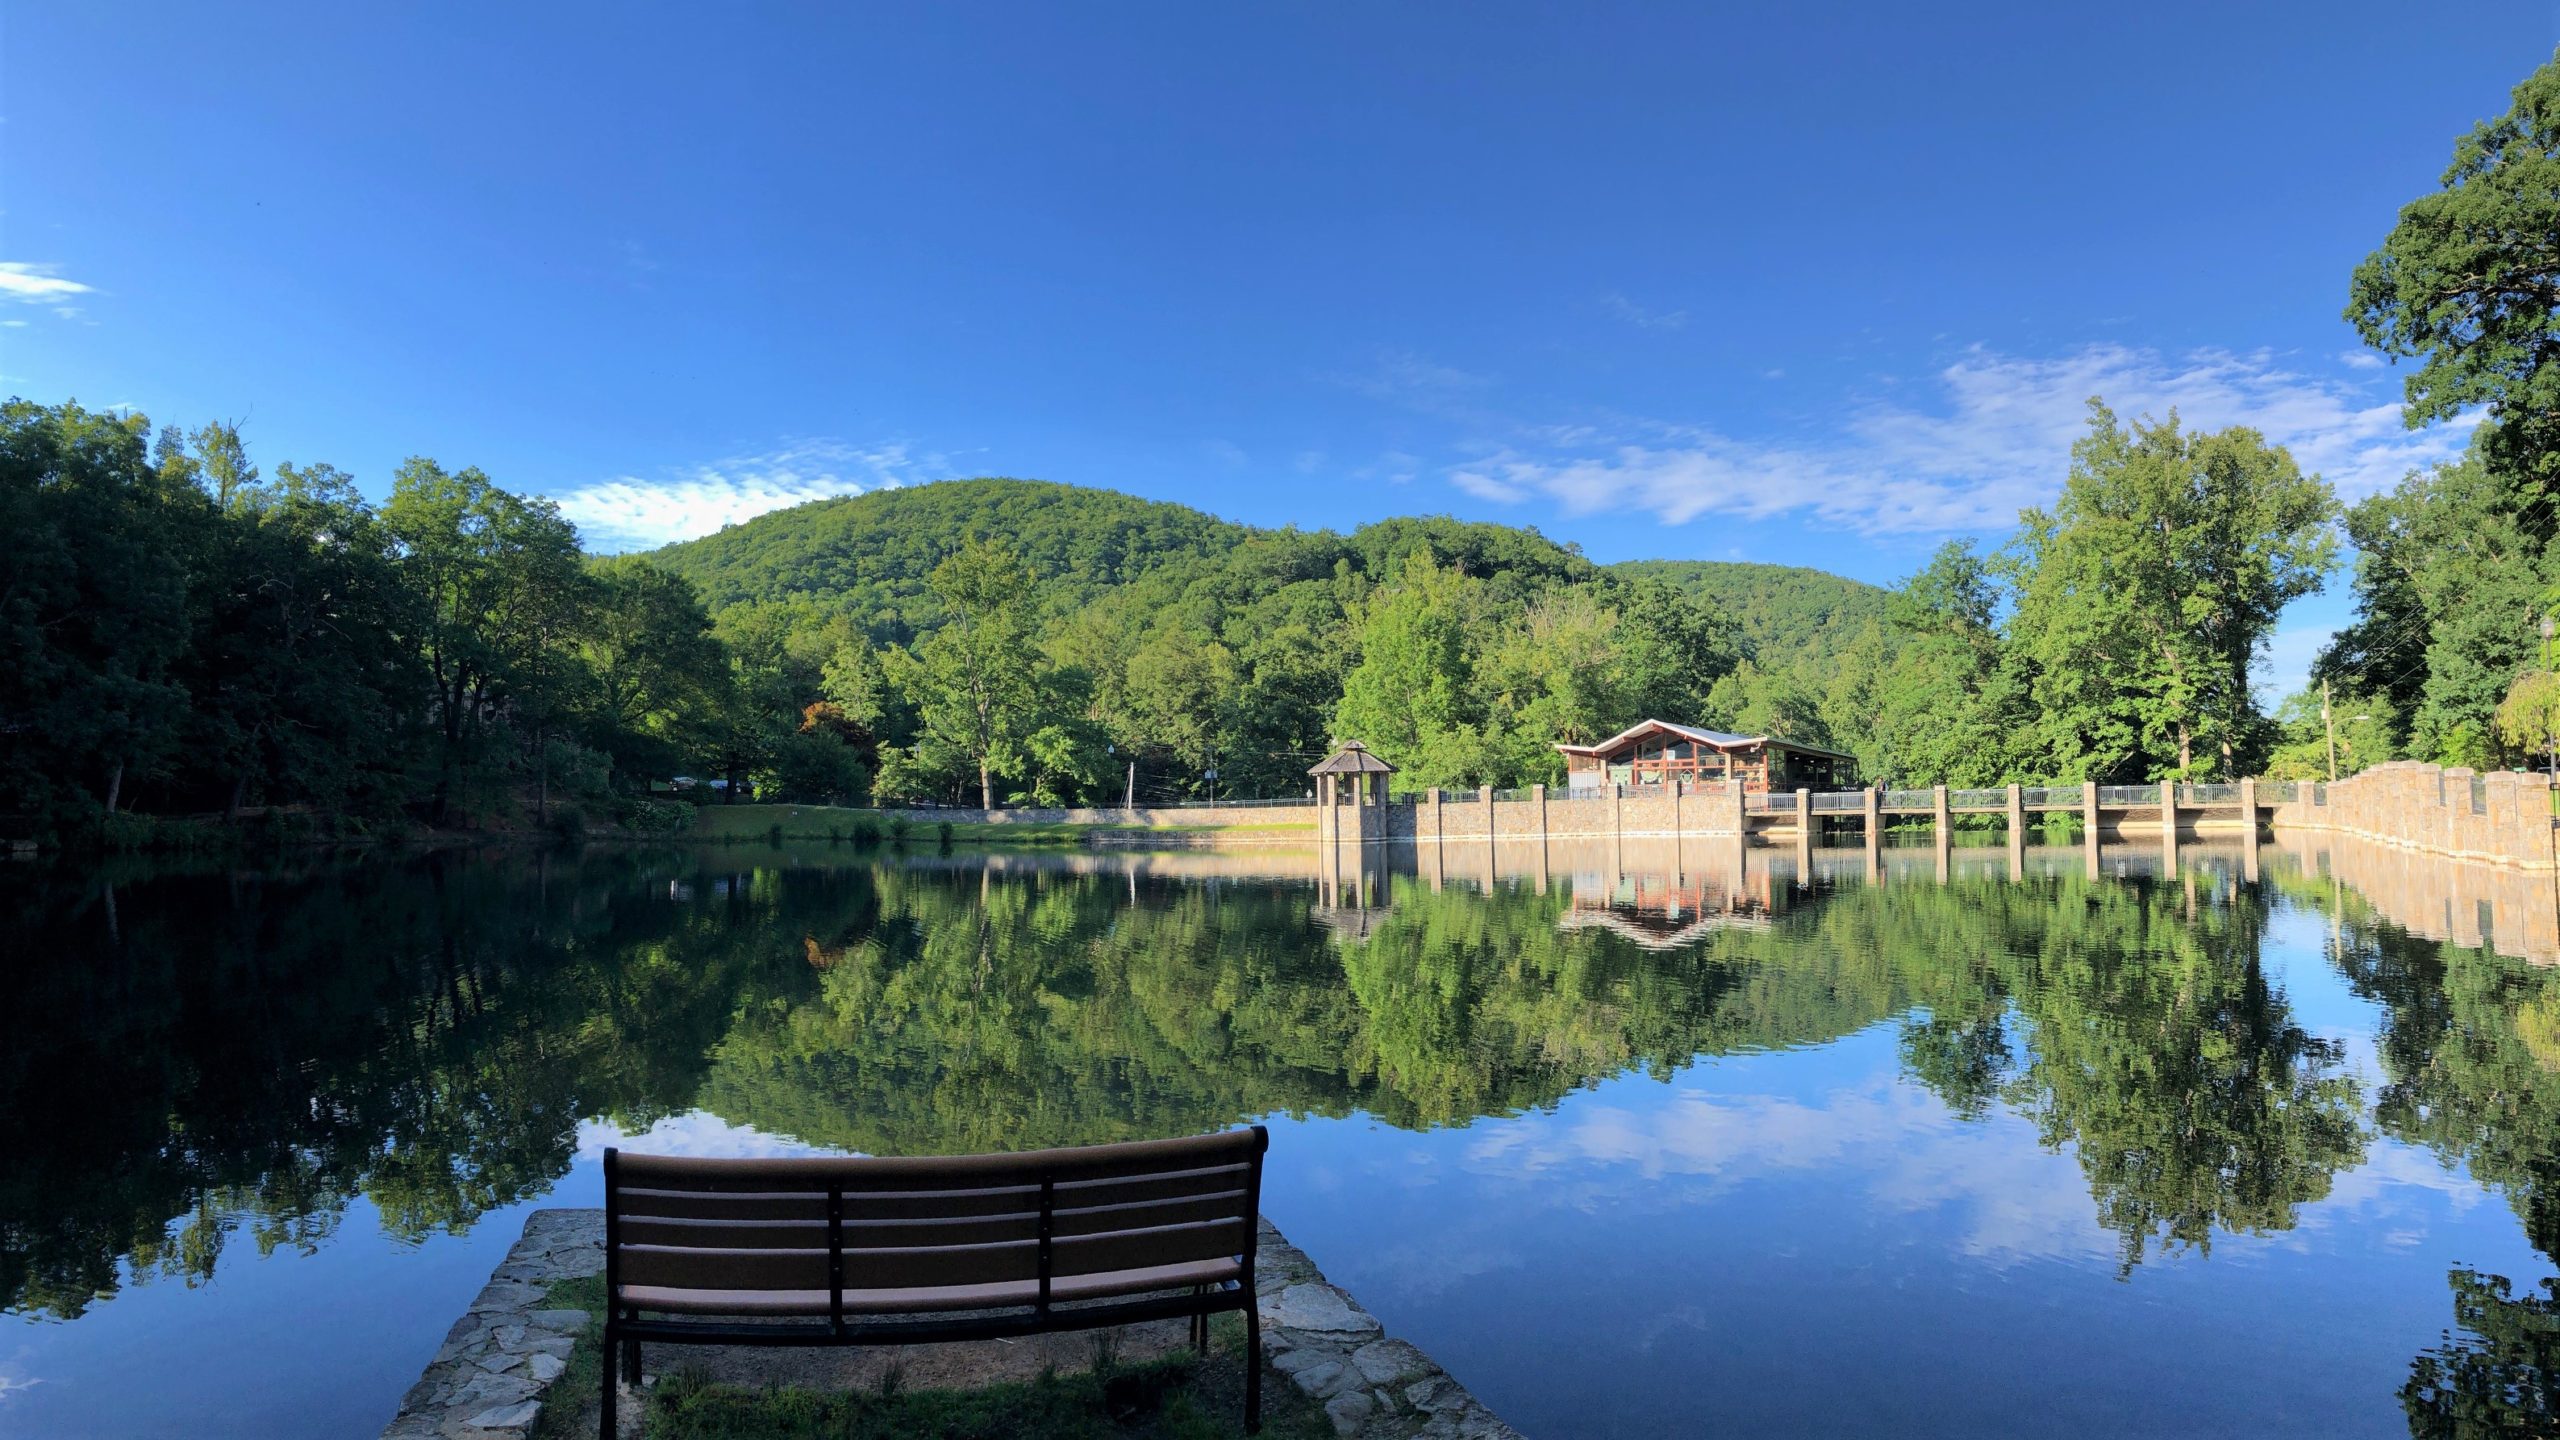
[600,1126,1269,1435]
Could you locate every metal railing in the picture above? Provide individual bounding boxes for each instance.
[2311,782,2328,806]
[2263,780,2300,805]
[1809,791,1864,812]
[1883,789,1934,810]
[2177,782,2241,805]
[1490,787,1539,803]
[1948,788,2006,810]
[2473,775,2490,814]
[1743,790,1784,812]
[2098,785,2159,806]
[2020,786,2079,807]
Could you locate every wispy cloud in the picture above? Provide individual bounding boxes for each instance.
[550,439,948,551]
[1442,344,2477,536]
[0,261,94,318]
[1599,291,1688,331]
[2338,350,2386,371]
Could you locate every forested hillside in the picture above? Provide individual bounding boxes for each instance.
[648,480,1249,627]
[1608,560,1892,668]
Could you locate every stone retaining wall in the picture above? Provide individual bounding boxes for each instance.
[2273,761,2560,871]
[381,1207,1521,1440]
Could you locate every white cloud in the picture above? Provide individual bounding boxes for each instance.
[2339,350,2386,371]
[0,261,93,318]
[577,1108,848,1159]
[1431,343,2478,536]
[550,438,946,551]
[1600,291,1689,331]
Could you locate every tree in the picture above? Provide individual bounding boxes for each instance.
[2348,48,2560,518]
[577,558,728,785]
[2496,671,2560,776]
[1121,628,1239,798]
[0,401,197,824]
[380,459,591,822]
[2007,404,2336,779]
[1333,556,1483,785]
[900,540,1044,808]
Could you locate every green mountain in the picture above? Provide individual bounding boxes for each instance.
[1609,559,1894,670]
[647,477,1884,674]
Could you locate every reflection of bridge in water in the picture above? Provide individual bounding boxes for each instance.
[841,825,2560,968]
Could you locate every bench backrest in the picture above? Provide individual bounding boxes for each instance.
[604,1127,1267,1311]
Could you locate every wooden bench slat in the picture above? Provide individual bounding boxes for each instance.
[619,1255,1247,1317]
[618,1189,1253,1254]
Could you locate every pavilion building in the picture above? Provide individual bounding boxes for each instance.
[1554,719,1856,795]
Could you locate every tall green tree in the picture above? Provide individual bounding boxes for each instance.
[892,539,1045,808]
[2007,404,2336,779]
[0,401,197,821]
[380,459,590,821]
[2348,47,2560,518]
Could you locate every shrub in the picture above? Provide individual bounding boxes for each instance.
[625,797,696,835]
[548,805,588,842]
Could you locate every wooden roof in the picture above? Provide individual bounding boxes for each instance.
[1308,741,1397,776]
[1552,718,1855,765]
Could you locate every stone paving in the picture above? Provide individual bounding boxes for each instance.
[380,1209,604,1439]
[379,1207,1522,1439]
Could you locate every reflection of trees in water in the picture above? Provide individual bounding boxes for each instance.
[2401,1269,2560,1438]
[8,845,2547,1341]
[2283,869,2560,1436]
[0,849,801,1319]
[708,862,2367,1279]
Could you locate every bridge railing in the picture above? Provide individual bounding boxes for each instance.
[1949,788,2006,809]
[2097,784,2158,806]
[1809,791,1865,812]
[2019,786,2079,807]
[2176,782,2243,805]
[1883,789,1934,810]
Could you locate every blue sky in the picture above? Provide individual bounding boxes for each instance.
[7,3,2560,696]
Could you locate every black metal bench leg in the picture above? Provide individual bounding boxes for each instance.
[625,1334,642,1390]
[1243,1297,1262,1434]
[600,1319,617,1440]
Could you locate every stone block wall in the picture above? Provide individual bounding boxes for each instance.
[2273,761,2559,871]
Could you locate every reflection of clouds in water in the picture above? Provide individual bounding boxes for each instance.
[2236,1138,2492,1257]
[0,1350,40,1404]
[1461,1075,2119,1267]
[576,1110,847,1160]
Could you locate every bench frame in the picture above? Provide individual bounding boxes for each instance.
[600,1127,1268,1436]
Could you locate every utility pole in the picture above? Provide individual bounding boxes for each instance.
[1126,759,1136,810]
[2322,678,2338,782]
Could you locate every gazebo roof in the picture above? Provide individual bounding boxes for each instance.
[1308,741,1397,776]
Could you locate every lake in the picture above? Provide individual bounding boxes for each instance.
[3,834,2556,1438]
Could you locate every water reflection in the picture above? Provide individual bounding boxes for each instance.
[2,835,2558,1437]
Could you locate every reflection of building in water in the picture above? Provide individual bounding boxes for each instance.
[1312,851,1395,942]
[1558,866,1778,948]
[2278,830,2560,966]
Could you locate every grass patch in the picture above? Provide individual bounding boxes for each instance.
[529,1273,609,1440]
[685,805,1307,849]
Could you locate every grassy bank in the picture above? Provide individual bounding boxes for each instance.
[687,804,1310,848]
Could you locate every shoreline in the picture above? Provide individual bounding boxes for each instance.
[382,1206,1522,1440]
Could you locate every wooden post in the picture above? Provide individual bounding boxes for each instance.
[2006,783,2025,880]
[1531,784,1548,892]
[2082,780,2101,878]
[2239,777,2259,882]
[2160,779,2179,870]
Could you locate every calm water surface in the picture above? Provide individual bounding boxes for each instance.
[4,835,2558,1438]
